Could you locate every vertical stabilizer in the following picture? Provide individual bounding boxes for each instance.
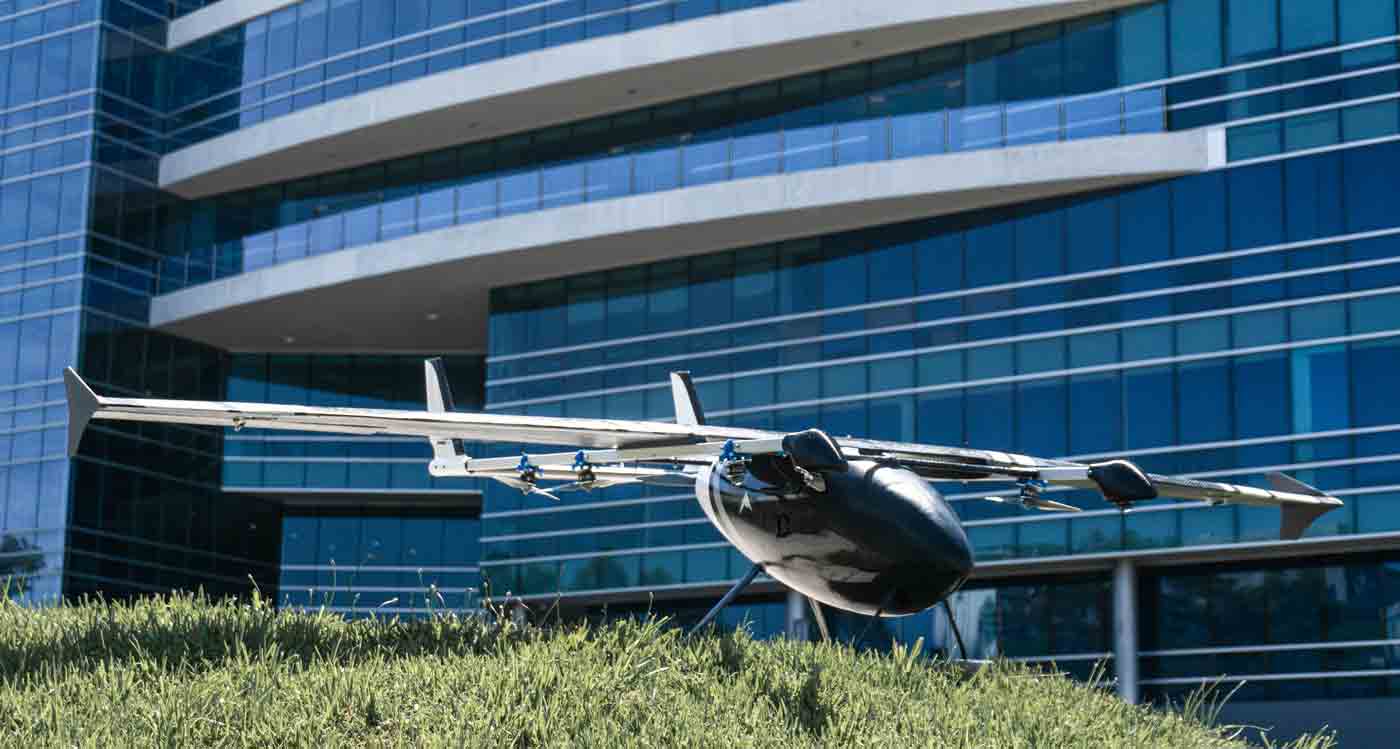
[424,359,464,459]
[670,371,705,426]
[64,367,102,457]
[1268,472,1337,540]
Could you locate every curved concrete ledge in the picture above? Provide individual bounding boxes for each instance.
[150,129,1224,353]
[160,0,1153,198]
[170,0,301,50]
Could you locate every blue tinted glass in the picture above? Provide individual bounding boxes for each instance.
[1343,100,1400,142]
[950,104,1003,151]
[298,0,330,66]
[1069,373,1120,454]
[1169,0,1222,74]
[1344,141,1400,231]
[634,146,681,193]
[1124,365,1174,448]
[1234,353,1288,438]
[343,205,379,245]
[1291,345,1349,433]
[1006,98,1060,146]
[1228,121,1282,160]
[328,0,361,55]
[1010,25,1062,101]
[1066,197,1116,272]
[1285,111,1340,152]
[965,223,1013,286]
[417,187,455,231]
[541,162,585,209]
[1118,183,1170,264]
[1228,162,1283,248]
[1340,0,1396,45]
[966,385,1012,448]
[499,171,540,215]
[360,0,393,45]
[573,151,626,201]
[1171,172,1226,257]
[1016,378,1066,456]
[1351,339,1400,427]
[683,136,730,186]
[1282,0,1335,52]
[891,110,946,157]
[1176,358,1232,442]
[1284,153,1343,241]
[1065,91,1123,139]
[1064,15,1115,95]
[1226,0,1277,63]
[456,177,498,224]
[267,8,298,74]
[1119,4,1167,85]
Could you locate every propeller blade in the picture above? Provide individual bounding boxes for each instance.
[551,478,636,493]
[1027,497,1082,513]
[982,495,1081,512]
[490,476,561,501]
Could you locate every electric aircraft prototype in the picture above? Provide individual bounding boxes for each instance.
[63,362,1342,644]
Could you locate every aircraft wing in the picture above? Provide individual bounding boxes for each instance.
[64,365,1341,538]
[830,435,1342,540]
[63,367,773,457]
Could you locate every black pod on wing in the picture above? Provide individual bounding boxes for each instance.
[782,429,848,472]
[1089,460,1159,507]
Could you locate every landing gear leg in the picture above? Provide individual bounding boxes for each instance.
[687,564,762,637]
[855,590,897,648]
[942,598,969,660]
[807,597,831,642]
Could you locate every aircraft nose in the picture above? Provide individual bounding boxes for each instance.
[935,509,974,578]
[871,469,974,613]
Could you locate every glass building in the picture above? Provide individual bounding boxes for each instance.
[4,0,1400,741]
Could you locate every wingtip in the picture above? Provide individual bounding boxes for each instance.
[1269,472,1344,540]
[63,367,101,458]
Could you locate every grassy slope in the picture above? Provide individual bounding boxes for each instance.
[0,593,1334,748]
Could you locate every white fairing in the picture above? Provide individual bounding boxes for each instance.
[694,461,738,548]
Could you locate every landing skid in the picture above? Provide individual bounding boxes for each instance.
[687,563,763,637]
[688,575,977,663]
[942,598,969,659]
[807,596,831,641]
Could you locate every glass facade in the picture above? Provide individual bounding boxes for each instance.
[162,0,792,148]
[231,354,487,615]
[481,143,1400,580]
[1141,553,1400,702]
[474,6,1400,694]
[1,0,99,603]
[278,507,480,616]
[222,353,483,491]
[151,0,1400,291]
[4,0,1400,723]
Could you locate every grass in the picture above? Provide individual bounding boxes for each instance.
[0,589,1335,748]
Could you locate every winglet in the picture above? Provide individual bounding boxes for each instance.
[424,358,465,460]
[670,371,705,426]
[1268,472,1343,540]
[63,367,101,458]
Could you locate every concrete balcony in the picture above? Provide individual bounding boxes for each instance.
[160,0,1153,198]
[150,128,1225,353]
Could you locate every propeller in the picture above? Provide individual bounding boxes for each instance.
[489,475,561,502]
[982,494,1082,512]
[983,481,1082,513]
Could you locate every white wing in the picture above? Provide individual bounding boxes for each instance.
[64,364,1341,539]
[64,366,772,455]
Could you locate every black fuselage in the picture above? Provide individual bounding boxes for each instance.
[697,456,974,616]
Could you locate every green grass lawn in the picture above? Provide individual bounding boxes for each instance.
[0,591,1334,748]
